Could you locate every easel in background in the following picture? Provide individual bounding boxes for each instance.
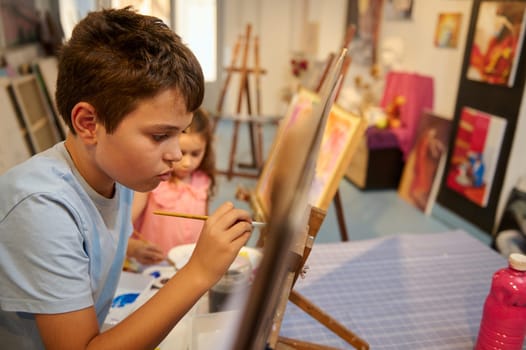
[213,24,274,180]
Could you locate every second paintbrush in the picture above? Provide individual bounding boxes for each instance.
[153,210,266,228]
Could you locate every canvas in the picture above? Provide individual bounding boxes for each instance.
[254,88,319,220]
[467,1,526,87]
[434,12,463,48]
[308,104,366,210]
[398,111,452,213]
[445,106,507,208]
[384,0,413,21]
[226,49,347,350]
[33,56,68,138]
[0,78,31,174]
[9,75,61,153]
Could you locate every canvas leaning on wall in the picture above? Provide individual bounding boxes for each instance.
[398,111,452,214]
[445,106,507,208]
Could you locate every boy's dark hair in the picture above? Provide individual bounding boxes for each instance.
[56,7,204,134]
[187,107,216,197]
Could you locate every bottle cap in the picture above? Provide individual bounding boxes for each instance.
[509,253,526,271]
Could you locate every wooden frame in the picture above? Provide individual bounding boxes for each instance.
[9,75,61,153]
[0,78,31,174]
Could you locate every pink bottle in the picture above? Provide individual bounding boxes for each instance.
[475,253,526,350]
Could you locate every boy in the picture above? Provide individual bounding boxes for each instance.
[0,7,252,349]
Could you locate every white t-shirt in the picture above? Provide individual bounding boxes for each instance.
[0,142,133,349]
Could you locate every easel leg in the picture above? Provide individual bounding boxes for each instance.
[333,189,349,241]
[276,336,342,350]
[228,120,241,180]
[289,290,369,350]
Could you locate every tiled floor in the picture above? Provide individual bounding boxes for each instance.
[209,119,494,247]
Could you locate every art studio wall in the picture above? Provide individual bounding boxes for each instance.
[217,0,526,235]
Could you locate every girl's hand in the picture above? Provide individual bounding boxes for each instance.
[127,238,165,265]
[186,202,253,286]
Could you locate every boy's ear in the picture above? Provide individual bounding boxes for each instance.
[71,102,99,144]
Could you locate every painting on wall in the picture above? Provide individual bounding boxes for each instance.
[434,13,463,48]
[445,106,507,208]
[0,0,40,47]
[384,0,413,21]
[398,111,452,214]
[308,105,367,210]
[467,1,526,87]
[346,0,384,65]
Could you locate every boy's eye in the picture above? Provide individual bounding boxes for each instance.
[152,134,169,142]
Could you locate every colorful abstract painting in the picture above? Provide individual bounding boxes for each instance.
[255,88,318,218]
[308,105,366,210]
[445,107,506,207]
[467,1,526,87]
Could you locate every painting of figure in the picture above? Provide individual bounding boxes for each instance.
[398,111,452,213]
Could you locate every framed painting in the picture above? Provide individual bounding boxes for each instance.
[445,106,507,208]
[467,1,526,87]
[308,104,367,210]
[254,87,319,221]
[398,110,452,214]
[384,0,413,21]
[0,0,39,47]
[434,12,463,48]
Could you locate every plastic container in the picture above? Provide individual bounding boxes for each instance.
[475,253,526,349]
[208,255,251,313]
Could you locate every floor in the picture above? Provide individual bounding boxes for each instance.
[209,119,494,248]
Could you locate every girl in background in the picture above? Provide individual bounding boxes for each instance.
[132,108,216,255]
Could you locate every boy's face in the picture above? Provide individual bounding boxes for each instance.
[94,88,192,192]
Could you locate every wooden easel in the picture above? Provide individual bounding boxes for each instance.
[270,206,369,350]
[231,47,368,350]
[317,24,356,242]
[283,208,368,350]
[213,24,273,180]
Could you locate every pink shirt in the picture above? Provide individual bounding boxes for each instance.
[135,171,211,254]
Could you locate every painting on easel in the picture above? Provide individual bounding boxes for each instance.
[225,49,348,350]
[254,88,319,219]
[308,104,366,210]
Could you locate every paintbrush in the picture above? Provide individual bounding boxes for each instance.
[153,210,266,228]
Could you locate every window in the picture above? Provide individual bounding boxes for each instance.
[175,0,217,82]
[109,0,217,82]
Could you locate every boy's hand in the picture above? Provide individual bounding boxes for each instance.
[127,238,165,265]
[187,202,252,286]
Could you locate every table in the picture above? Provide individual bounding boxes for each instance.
[279,230,508,349]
